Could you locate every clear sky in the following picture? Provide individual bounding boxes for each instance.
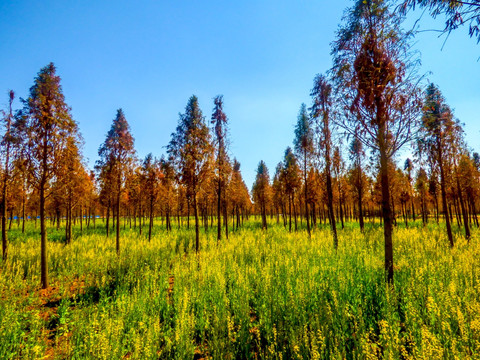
[0,0,478,187]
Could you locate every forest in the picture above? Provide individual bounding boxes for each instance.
[1,0,480,359]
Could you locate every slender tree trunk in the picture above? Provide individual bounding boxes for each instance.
[193,193,199,253]
[148,197,154,242]
[456,172,470,240]
[288,195,292,232]
[304,156,311,237]
[217,179,221,242]
[358,181,364,232]
[22,196,26,234]
[223,188,228,240]
[40,180,48,289]
[40,134,49,289]
[438,147,453,247]
[325,164,338,248]
[116,178,121,254]
[106,203,110,237]
[379,121,394,284]
[293,198,298,231]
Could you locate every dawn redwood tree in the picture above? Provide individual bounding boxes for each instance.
[97,109,135,254]
[22,63,80,289]
[415,167,429,226]
[310,74,338,249]
[404,158,416,221]
[333,146,347,229]
[142,153,160,242]
[332,0,422,283]
[283,147,301,232]
[168,95,212,253]
[252,160,271,230]
[160,156,175,232]
[272,162,287,227]
[349,134,366,231]
[294,103,314,237]
[230,159,251,230]
[419,83,468,244]
[211,95,229,242]
[0,90,16,259]
[57,135,85,244]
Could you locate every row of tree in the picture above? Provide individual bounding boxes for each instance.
[0,65,253,288]
[253,0,480,284]
[1,0,479,289]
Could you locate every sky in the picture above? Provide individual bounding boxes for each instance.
[0,0,478,187]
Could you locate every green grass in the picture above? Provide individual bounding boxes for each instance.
[0,217,479,359]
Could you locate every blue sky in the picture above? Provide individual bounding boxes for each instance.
[0,0,478,187]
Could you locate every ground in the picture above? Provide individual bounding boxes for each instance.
[0,218,479,359]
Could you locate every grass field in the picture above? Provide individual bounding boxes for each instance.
[1,218,479,359]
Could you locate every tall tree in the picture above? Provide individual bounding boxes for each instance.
[97,109,135,254]
[294,103,314,237]
[160,156,176,232]
[22,63,80,289]
[56,136,85,244]
[211,95,229,242]
[418,83,466,245]
[349,134,366,232]
[141,153,160,242]
[310,74,338,249]
[283,147,301,232]
[415,167,429,226]
[230,159,251,230]
[404,158,416,221]
[168,95,212,253]
[252,161,271,230]
[332,0,422,283]
[0,90,16,259]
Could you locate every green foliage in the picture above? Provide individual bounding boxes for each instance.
[0,219,480,358]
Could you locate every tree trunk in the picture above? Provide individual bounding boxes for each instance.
[22,196,26,234]
[438,146,453,247]
[116,178,121,254]
[193,193,199,253]
[288,195,292,232]
[217,179,221,242]
[325,164,337,248]
[223,188,228,240]
[456,172,470,240]
[358,180,364,232]
[379,119,394,284]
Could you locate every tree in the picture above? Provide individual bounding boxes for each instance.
[415,167,430,225]
[404,158,416,221]
[252,161,271,230]
[283,147,301,232]
[211,95,230,242]
[310,74,338,249]
[230,159,251,230]
[168,95,212,253]
[419,83,469,244]
[400,0,480,43]
[141,153,161,242]
[56,135,85,244]
[22,63,80,289]
[332,0,422,283]
[97,109,135,254]
[0,90,17,259]
[159,156,176,232]
[349,134,366,232]
[294,103,314,237]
